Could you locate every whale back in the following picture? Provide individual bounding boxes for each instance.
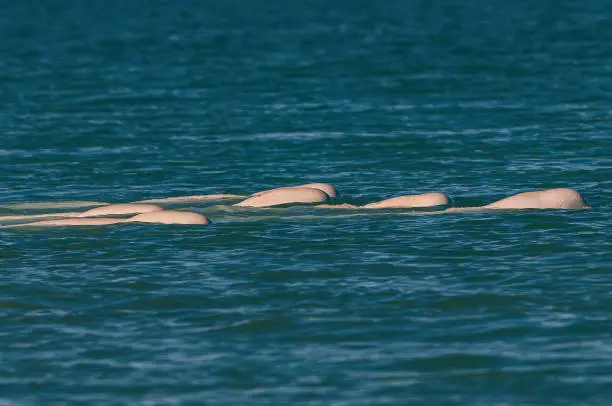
[363,193,449,209]
[236,187,330,207]
[486,188,589,209]
[126,210,210,225]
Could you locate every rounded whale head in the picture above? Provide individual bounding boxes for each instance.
[297,183,339,198]
[125,210,210,225]
[539,188,590,209]
[235,187,330,208]
[486,188,589,210]
[76,204,164,217]
[363,193,450,209]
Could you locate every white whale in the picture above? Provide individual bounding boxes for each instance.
[484,188,589,209]
[0,203,164,223]
[362,193,449,209]
[446,188,590,212]
[7,210,210,227]
[314,192,449,209]
[234,187,330,208]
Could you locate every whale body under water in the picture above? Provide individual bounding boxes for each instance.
[9,210,211,227]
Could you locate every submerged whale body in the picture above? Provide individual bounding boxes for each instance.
[0,203,165,222]
[13,210,211,227]
[75,204,164,217]
[1,201,109,210]
[16,218,125,227]
[133,194,245,204]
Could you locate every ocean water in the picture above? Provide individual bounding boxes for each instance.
[1,0,611,404]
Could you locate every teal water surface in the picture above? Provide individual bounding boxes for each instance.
[1,0,611,404]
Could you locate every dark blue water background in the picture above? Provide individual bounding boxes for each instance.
[1,0,611,404]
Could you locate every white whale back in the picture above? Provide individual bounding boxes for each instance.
[236,187,330,207]
[125,211,210,225]
[486,188,589,209]
[363,193,449,209]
